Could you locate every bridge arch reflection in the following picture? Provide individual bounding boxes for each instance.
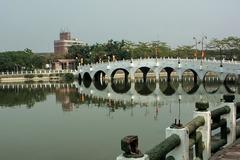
[203,72,220,94]
[111,80,131,94]
[182,81,200,94]
[135,81,156,96]
[76,80,239,109]
[224,74,237,93]
[83,72,92,82]
[159,81,178,96]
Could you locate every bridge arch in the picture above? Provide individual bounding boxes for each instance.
[93,70,108,90]
[111,68,129,82]
[78,58,240,84]
[94,81,108,91]
[83,72,92,81]
[160,67,175,82]
[83,80,91,88]
[182,69,199,83]
[134,67,156,83]
[93,70,106,82]
[83,72,92,88]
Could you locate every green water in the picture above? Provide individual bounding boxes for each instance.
[0,81,238,160]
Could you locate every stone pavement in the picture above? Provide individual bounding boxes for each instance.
[210,138,240,160]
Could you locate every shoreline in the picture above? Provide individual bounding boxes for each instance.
[0,69,76,83]
[0,70,234,83]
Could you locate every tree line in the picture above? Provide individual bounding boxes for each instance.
[67,36,240,64]
[0,36,239,72]
[0,48,47,72]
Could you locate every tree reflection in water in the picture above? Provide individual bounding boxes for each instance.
[0,77,238,114]
[0,87,48,108]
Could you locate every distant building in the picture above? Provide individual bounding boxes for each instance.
[52,59,77,70]
[54,32,84,56]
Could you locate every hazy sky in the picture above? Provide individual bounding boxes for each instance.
[0,0,240,52]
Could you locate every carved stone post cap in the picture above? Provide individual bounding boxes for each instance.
[223,94,235,102]
[121,135,144,158]
[195,101,209,111]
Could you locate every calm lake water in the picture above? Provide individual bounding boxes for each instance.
[0,80,239,160]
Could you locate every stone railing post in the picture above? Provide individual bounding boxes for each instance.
[193,102,211,160]
[222,94,236,146]
[166,127,189,160]
[155,72,159,82]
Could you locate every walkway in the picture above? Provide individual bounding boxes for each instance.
[210,138,240,160]
[78,58,240,83]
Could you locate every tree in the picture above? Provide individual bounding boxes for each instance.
[0,50,47,72]
[67,45,92,64]
[208,38,230,60]
[150,41,172,57]
[175,45,194,58]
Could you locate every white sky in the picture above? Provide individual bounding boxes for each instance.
[0,0,240,52]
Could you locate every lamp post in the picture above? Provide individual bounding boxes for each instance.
[193,37,199,59]
[178,94,182,127]
[177,50,181,69]
[220,47,223,68]
[172,94,183,128]
[201,36,207,64]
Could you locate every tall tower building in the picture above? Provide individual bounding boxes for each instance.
[54,32,84,56]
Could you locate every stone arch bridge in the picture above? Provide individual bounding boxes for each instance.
[77,58,240,83]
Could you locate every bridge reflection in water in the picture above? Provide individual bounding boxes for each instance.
[0,80,239,160]
[78,75,238,101]
[0,78,238,113]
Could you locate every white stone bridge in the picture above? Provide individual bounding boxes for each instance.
[77,58,240,83]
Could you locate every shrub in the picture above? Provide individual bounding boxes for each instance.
[63,73,74,82]
[24,74,35,78]
[37,74,44,78]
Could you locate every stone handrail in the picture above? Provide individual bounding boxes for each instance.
[116,94,240,160]
[145,134,180,160]
[0,69,76,76]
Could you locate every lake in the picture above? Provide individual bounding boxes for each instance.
[0,79,239,160]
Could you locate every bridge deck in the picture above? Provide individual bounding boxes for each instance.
[210,138,240,160]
